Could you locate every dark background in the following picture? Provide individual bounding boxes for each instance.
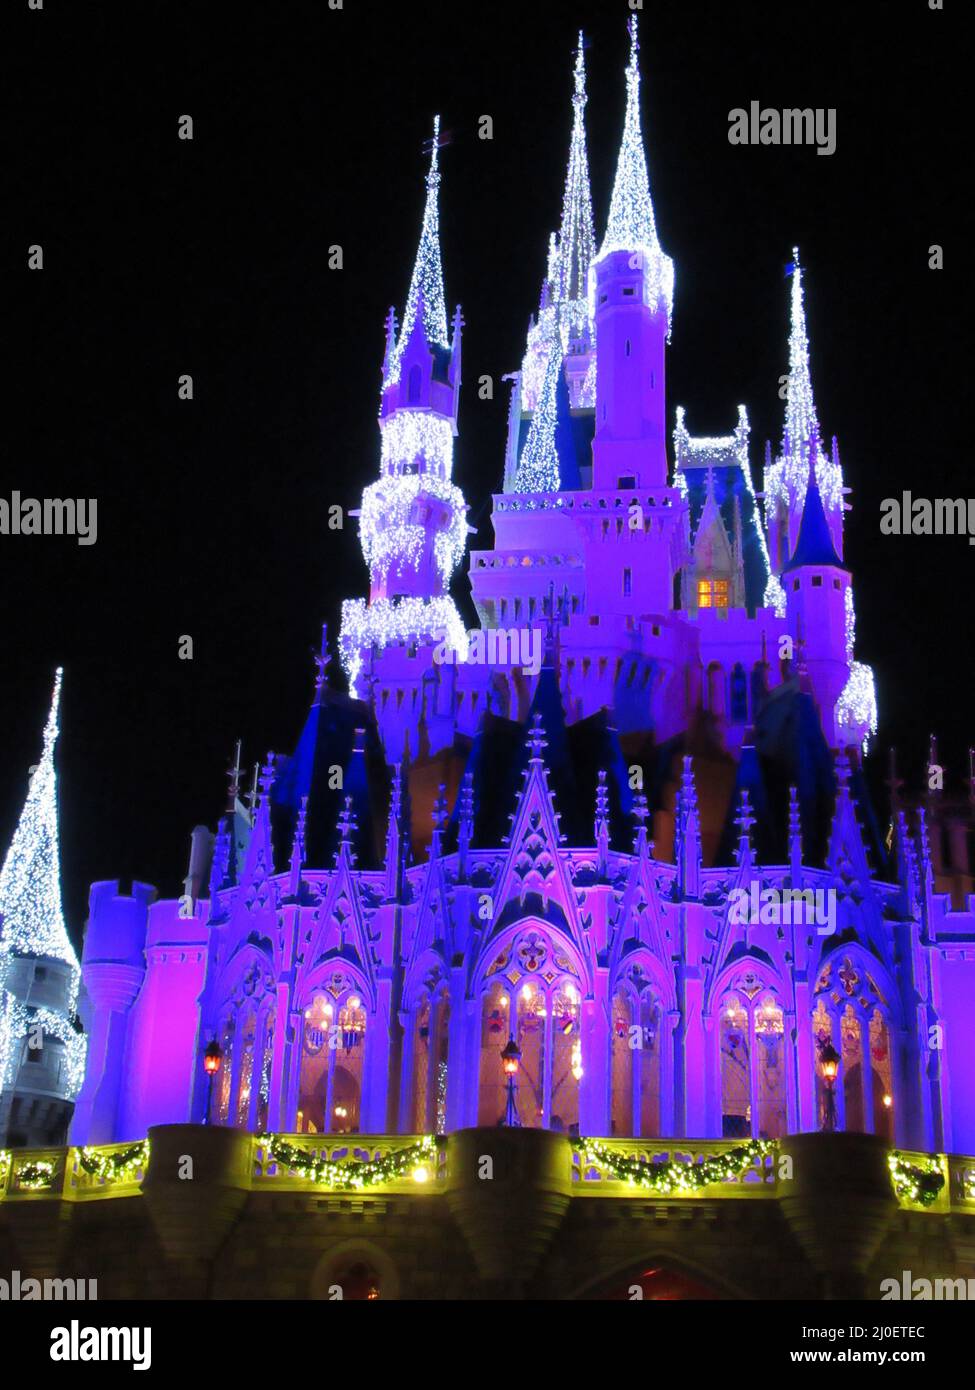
[4,0,965,946]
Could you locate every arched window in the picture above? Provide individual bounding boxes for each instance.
[236,1009,257,1127]
[611,991,634,1136]
[410,984,450,1133]
[477,931,582,1132]
[298,976,367,1134]
[255,1008,275,1133]
[812,957,896,1136]
[215,1013,235,1125]
[407,364,423,404]
[730,663,748,723]
[719,978,787,1139]
[707,663,726,717]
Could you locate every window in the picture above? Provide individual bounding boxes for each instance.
[298,980,367,1134]
[622,567,632,597]
[720,986,787,1139]
[407,364,422,404]
[697,578,729,609]
[625,339,631,357]
[812,960,895,1136]
[811,575,823,588]
[623,286,636,296]
[617,475,635,488]
[477,934,582,1132]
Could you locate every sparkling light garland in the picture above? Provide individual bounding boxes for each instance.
[359,474,467,585]
[836,580,878,751]
[888,1150,946,1207]
[13,1158,57,1191]
[339,595,469,688]
[0,996,86,1097]
[589,16,674,331]
[514,335,563,494]
[383,116,449,389]
[0,668,79,967]
[763,252,843,528]
[263,1133,439,1189]
[76,1139,149,1185]
[379,410,454,482]
[578,1138,775,1192]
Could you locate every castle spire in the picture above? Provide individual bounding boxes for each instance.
[595,770,610,874]
[555,33,596,317]
[514,332,563,493]
[593,14,674,323]
[0,668,77,967]
[384,115,449,387]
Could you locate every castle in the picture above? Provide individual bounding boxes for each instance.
[6,19,974,1166]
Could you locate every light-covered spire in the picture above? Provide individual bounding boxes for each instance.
[384,115,450,387]
[555,33,596,314]
[513,333,563,493]
[593,15,674,323]
[0,668,78,967]
[765,250,843,537]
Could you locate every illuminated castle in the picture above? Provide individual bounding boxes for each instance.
[64,18,975,1156]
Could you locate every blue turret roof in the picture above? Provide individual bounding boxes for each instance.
[782,473,844,572]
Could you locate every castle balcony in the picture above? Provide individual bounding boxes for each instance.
[2,1130,973,1299]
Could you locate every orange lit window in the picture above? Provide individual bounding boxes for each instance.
[697,578,729,609]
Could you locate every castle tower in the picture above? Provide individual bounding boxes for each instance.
[764,251,845,575]
[782,466,853,747]
[590,14,674,493]
[0,669,86,1147]
[339,117,470,698]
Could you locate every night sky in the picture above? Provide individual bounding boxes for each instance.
[5,0,963,946]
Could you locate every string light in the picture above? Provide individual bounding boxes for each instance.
[339,595,469,688]
[0,669,79,968]
[578,1138,775,1193]
[764,252,843,525]
[261,1133,439,1190]
[359,474,467,585]
[383,116,449,388]
[590,15,674,331]
[888,1150,946,1207]
[513,336,563,494]
[380,410,454,482]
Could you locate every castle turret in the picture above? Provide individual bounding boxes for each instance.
[0,669,86,1148]
[590,15,673,492]
[340,117,470,697]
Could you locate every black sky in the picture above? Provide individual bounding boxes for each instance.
[5,0,966,944]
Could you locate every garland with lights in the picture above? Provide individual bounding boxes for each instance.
[76,1139,149,1184]
[262,1133,439,1189]
[15,1159,57,1191]
[0,1149,10,1189]
[578,1138,775,1193]
[339,595,469,689]
[887,1151,946,1207]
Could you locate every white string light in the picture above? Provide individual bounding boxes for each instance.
[339,596,469,689]
[590,15,674,330]
[359,473,467,585]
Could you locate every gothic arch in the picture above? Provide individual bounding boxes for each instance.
[565,1248,746,1301]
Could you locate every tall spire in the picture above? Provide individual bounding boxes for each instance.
[555,33,596,316]
[384,115,450,387]
[0,668,77,967]
[513,332,563,493]
[593,15,674,324]
[764,250,843,558]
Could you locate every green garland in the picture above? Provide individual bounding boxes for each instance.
[16,1159,57,1191]
[888,1151,946,1207]
[263,1134,439,1190]
[77,1140,149,1184]
[578,1138,776,1193]
[0,1150,11,1187]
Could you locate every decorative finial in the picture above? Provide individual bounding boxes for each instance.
[527,712,547,764]
[226,739,243,814]
[258,752,276,800]
[432,783,448,834]
[338,796,357,845]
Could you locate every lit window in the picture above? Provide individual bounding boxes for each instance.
[697,578,730,609]
[623,567,632,597]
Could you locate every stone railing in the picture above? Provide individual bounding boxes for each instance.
[3,1134,974,1210]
